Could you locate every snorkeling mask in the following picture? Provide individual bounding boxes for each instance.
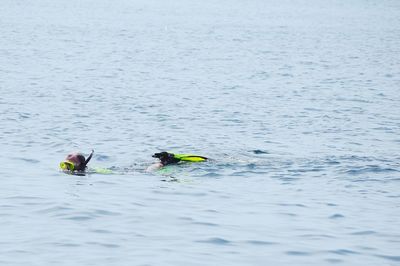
[60,160,76,171]
[60,150,94,171]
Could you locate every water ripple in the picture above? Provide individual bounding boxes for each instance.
[375,254,400,262]
[286,251,312,256]
[245,240,276,246]
[350,230,376,236]
[328,249,360,255]
[191,221,219,227]
[196,237,232,245]
[329,214,345,219]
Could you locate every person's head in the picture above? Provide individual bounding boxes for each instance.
[152,152,180,165]
[60,150,94,171]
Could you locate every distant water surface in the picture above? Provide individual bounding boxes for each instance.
[1,0,400,265]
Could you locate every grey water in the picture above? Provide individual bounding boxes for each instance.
[1,0,400,265]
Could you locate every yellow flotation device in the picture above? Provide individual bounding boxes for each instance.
[173,154,208,162]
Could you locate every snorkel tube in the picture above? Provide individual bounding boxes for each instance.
[85,149,94,166]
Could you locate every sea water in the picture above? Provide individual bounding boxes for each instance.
[0,0,399,265]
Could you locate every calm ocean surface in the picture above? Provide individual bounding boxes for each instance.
[1,0,400,265]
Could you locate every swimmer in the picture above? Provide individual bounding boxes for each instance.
[146,151,208,171]
[60,150,94,172]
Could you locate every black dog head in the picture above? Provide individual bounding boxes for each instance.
[152,152,180,165]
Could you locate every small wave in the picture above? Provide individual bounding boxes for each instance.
[246,240,276,246]
[12,157,40,163]
[328,249,360,255]
[375,254,400,261]
[201,172,221,177]
[53,242,81,247]
[64,216,94,221]
[329,214,345,219]
[325,258,343,263]
[231,171,265,176]
[196,237,232,245]
[86,241,120,248]
[350,230,376,236]
[94,209,121,216]
[4,196,44,200]
[285,251,312,256]
[345,166,398,175]
[287,167,325,173]
[299,234,335,239]
[278,203,308,208]
[278,212,297,217]
[191,221,219,227]
[96,154,111,161]
[90,229,113,234]
[35,206,73,214]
